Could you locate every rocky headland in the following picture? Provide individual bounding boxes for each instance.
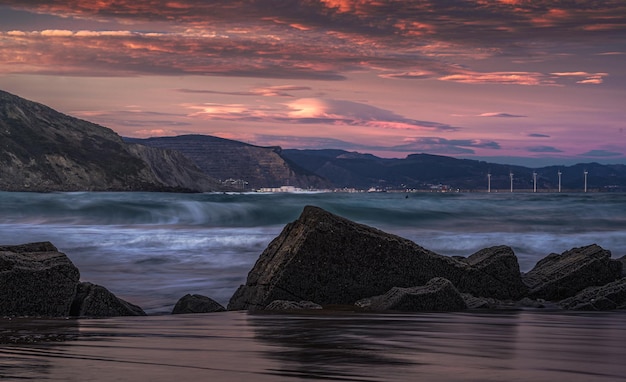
[0,90,224,192]
[2,206,625,318]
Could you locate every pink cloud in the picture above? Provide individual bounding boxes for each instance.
[551,72,608,84]
[186,97,458,131]
[479,112,527,118]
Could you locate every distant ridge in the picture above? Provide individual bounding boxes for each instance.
[0,90,224,192]
[126,135,333,190]
[281,149,626,191]
[2,88,624,192]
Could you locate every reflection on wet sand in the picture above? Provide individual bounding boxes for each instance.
[1,311,626,381]
[250,311,626,382]
[250,311,523,381]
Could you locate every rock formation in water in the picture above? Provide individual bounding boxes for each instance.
[559,278,626,310]
[171,294,226,314]
[0,90,224,192]
[522,244,622,301]
[355,277,467,312]
[227,205,528,311]
[71,282,146,317]
[0,242,80,317]
[229,205,625,312]
[0,242,145,318]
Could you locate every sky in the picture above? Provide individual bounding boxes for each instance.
[0,1,624,167]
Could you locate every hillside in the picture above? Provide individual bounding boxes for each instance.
[126,135,332,190]
[0,90,223,192]
[2,89,624,193]
[281,149,626,191]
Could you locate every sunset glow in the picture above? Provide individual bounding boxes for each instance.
[0,0,624,166]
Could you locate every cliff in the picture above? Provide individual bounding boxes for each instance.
[0,90,223,192]
[126,135,333,190]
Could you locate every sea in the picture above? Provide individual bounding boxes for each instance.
[1,191,625,381]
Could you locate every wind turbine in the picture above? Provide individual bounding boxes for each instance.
[533,171,537,193]
[509,171,514,193]
[584,170,588,193]
[487,172,491,193]
[558,170,562,193]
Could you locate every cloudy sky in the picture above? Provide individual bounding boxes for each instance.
[1,1,624,166]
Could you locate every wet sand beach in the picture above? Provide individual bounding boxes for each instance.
[2,310,626,381]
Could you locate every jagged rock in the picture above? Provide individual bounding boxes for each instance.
[453,246,528,300]
[264,300,323,311]
[523,244,623,301]
[461,294,548,310]
[70,282,146,317]
[228,206,527,311]
[355,277,467,312]
[461,294,501,310]
[0,242,80,317]
[171,294,226,314]
[559,278,626,310]
[618,255,626,277]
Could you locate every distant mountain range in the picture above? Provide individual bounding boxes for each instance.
[131,136,626,192]
[280,149,626,191]
[1,89,625,192]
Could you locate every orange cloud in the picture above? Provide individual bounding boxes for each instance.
[1,1,623,85]
[439,72,549,86]
[530,8,571,27]
[183,97,458,131]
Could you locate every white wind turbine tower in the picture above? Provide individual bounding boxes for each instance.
[487,171,491,193]
[533,171,537,193]
[558,170,562,193]
[584,169,588,193]
[509,171,514,193]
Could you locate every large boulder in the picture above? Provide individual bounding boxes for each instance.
[228,206,527,311]
[522,244,623,301]
[1,242,147,318]
[355,277,467,312]
[0,242,80,317]
[559,278,626,311]
[171,294,226,314]
[453,246,528,299]
[70,282,146,317]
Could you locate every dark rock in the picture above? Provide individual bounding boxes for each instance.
[559,278,626,310]
[461,294,501,310]
[454,246,528,300]
[171,294,226,314]
[228,206,527,310]
[355,277,467,312]
[70,282,146,317]
[461,294,548,310]
[264,300,323,311]
[0,242,79,317]
[523,244,622,301]
[618,255,626,277]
